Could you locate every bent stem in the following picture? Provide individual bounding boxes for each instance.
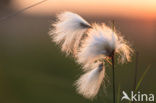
[112,53,116,103]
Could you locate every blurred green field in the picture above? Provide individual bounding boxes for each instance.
[0,14,156,103]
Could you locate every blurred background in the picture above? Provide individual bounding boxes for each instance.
[0,0,156,103]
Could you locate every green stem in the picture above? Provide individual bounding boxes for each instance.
[112,53,116,103]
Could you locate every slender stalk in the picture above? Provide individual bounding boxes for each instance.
[111,20,116,103]
[133,51,139,90]
[112,53,116,103]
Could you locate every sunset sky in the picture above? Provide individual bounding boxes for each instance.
[13,0,156,19]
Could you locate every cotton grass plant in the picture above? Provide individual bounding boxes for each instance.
[49,11,133,101]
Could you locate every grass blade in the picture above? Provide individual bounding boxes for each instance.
[135,65,151,91]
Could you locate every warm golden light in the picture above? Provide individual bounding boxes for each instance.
[13,0,156,19]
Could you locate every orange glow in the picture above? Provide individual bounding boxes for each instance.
[13,0,156,19]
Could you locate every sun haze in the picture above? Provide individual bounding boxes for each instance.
[13,0,156,20]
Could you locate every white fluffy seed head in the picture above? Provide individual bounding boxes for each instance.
[75,63,105,99]
[77,24,133,71]
[49,11,91,55]
[77,24,116,69]
[49,12,134,100]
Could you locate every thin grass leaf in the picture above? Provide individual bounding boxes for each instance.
[135,64,151,91]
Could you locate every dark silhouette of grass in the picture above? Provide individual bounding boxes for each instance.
[112,54,116,103]
[0,0,48,23]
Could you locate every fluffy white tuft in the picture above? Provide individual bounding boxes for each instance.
[116,37,134,63]
[77,24,133,71]
[75,63,105,99]
[49,11,91,55]
[77,24,116,70]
